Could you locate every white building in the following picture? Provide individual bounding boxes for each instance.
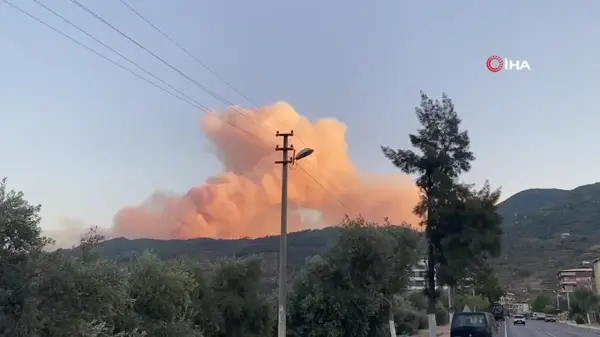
[408,259,447,291]
[499,292,515,305]
[510,303,530,314]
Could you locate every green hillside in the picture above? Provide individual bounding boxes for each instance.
[494,182,600,291]
[91,182,600,292]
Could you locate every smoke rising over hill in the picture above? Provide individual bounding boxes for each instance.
[47,102,421,245]
[111,102,420,239]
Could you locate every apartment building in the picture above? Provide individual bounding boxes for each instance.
[499,291,515,305]
[408,259,447,291]
[557,266,594,293]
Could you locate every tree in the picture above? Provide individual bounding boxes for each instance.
[569,288,599,324]
[436,183,503,288]
[288,216,421,337]
[453,294,489,312]
[0,178,53,258]
[1,226,137,337]
[0,178,55,336]
[381,92,475,331]
[22,250,134,336]
[326,217,421,337]
[467,264,504,305]
[128,252,200,336]
[208,258,273,337]
[530,294,553,313]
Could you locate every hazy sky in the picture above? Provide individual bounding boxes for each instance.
[1,0,599,233]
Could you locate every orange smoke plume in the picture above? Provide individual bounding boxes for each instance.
[111,102,420,239]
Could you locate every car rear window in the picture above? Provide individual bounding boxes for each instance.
[514,315,524,319]
[451,314,488,328]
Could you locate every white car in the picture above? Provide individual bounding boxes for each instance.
[513,315,526,325]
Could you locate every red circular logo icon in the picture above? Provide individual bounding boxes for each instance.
[486,56,503,72]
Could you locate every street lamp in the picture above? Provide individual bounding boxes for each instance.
[295,148,314,161]
[275,130,314,337]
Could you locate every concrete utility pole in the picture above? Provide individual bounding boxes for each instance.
[275,130,294,337]
[448,287,453,324]
[274,131,314,337]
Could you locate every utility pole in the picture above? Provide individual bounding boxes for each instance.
[275,130,294,337]
[448,286,453,324]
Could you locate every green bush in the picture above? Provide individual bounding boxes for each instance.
[435,305,449,326]
[574,315,586,324]
[393,306,428,335]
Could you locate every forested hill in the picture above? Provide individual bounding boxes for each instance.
[89,226,346,290]
[96,226,342,264]
[494,182,600,290]
[91,182,600,291]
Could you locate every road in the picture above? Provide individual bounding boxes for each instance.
[504,320,600,337]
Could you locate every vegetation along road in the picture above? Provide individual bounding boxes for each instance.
[2,93,589,337]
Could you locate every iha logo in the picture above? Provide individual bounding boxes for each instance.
[486,55,531,72]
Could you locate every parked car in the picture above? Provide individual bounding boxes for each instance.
[545,315,556,322]
[513,314,526,325]
[450,312,500,337]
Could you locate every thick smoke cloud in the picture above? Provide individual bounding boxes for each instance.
[111,102,420,239]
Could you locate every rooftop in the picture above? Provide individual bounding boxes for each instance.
[557,268,593,274]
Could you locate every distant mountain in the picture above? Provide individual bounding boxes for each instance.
[494,182,600,291]
[497,188,570,224]
[90,182,600,293]
[89,227,344,291]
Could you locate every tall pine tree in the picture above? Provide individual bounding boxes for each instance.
[381,92,474,335]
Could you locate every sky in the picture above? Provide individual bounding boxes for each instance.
[1,0,599,237]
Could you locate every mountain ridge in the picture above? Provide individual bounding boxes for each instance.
[88,182,600,292]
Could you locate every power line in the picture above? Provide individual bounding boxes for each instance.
[4,0,265,148]
[297,166,350,211]
[72,0,309,148]
[2,0,201,110]
[30,0,205,111]
[117,0,260,109]
[68,0,262,127]
[6,0,353,215]
[84,0,350,209]
[69,1,342,208]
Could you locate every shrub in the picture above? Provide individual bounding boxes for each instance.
[394,306,426,335]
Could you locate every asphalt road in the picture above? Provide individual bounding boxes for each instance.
[505,319,600,337]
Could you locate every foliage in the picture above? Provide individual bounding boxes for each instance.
[391,296,428,334]
[381,92,503,314]
[0,178,53,258]
[287,216,422,337]
[208,258,272,337]
[469,265,504,305]
[541,305,557,314]
[0,95,508,335]
[77,182,600,297]
[3,178,464,337]
[569,288,600,317]
[575,314,586,324]
[436,183,503,287]
[530,294,553,313]
[453,294,489,312]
